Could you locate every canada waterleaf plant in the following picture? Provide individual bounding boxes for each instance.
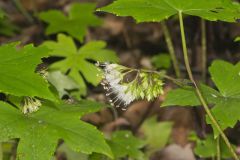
[98,0,240,23]
[163,60,240,137]
[0,43,55,101]
[0,100,112,160]
[42,34,118,96]
[39,3,102,42]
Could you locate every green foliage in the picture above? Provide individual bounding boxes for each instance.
[0,100,112,160]
[190,134,234,159]
[42,34,118,96]
[98,0,240,23]
[0,43,55,101]
[207,60,240,136]
[162,84,221,107]
[162,60,240,136]
[107,130,146,160]
[0,10,18,36]
[47,71,79,98]
[151,54,171,69]
[142,117,173,155]
[39,3,102,42]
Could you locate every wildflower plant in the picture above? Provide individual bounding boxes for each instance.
[97,62,165,110]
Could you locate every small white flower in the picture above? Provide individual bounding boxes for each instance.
[97,62,165,110]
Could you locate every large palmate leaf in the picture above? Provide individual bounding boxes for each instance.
[0,43,55,101]
[162,60,240,136]
[39,3,102,42]
[0,100,112,160]
[98,0,240,22]
[42,34,118,95]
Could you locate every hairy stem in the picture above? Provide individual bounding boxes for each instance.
[217,136,221,160]
[178,11,239,160]
[201,19,207,82]
[161,21,181,78]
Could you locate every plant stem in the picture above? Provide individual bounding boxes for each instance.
[217,136,221,160]
[13,0,34,23]
[201,19,207,82]
[161,21,181,78]
[178,11,239,160]
[0,143,2,160]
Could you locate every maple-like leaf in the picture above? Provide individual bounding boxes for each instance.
[39,3,102,42]
[42,34,118,95]
[0,100,112,160]
[98,0,240,23]
[0,42,55,101]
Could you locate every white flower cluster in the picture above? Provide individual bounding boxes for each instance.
[96,62,136,110]
[22,97,42,114]
[96,62,165,110]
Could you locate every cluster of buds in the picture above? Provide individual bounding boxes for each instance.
[96,62,165,110]
[21,97,42,114]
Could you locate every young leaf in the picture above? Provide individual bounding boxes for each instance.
[47,71,79,98]
[98,0,240,23]
[39,3,102,42]
[0,43,55,101]
[194,134,234,159]
[0,100,112,160]
[107,131,146,160]
[141,117,173,155]
[42,34,118,95]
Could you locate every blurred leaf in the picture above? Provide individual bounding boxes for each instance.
[234,36,240,42]
[142,117,173,155]
[194,134,235,159]
[57,143,88,160]
[0,43,55,101]
[162,84,221,107]
[107,131,146,160]
[0,100,112,160]
[47,71,79,98]
[151,54,171,69]
[39,3,102,42]
[0,18,19,37]
[42,34,118,96]
[98,0,240,23]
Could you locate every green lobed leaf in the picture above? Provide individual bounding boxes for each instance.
[163,60,240,136]
[0,100,112,160]
[194,134,234,158]
[141,117,172,155]
[162,84,221,107]
[39,3,102,42]
[107,131,146,160]
[206,60,240,136]
[47,71,79,98]
[0,43,55,101]
[151,54,171,69]
[42,34,118,96]
[98,0,240,23]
